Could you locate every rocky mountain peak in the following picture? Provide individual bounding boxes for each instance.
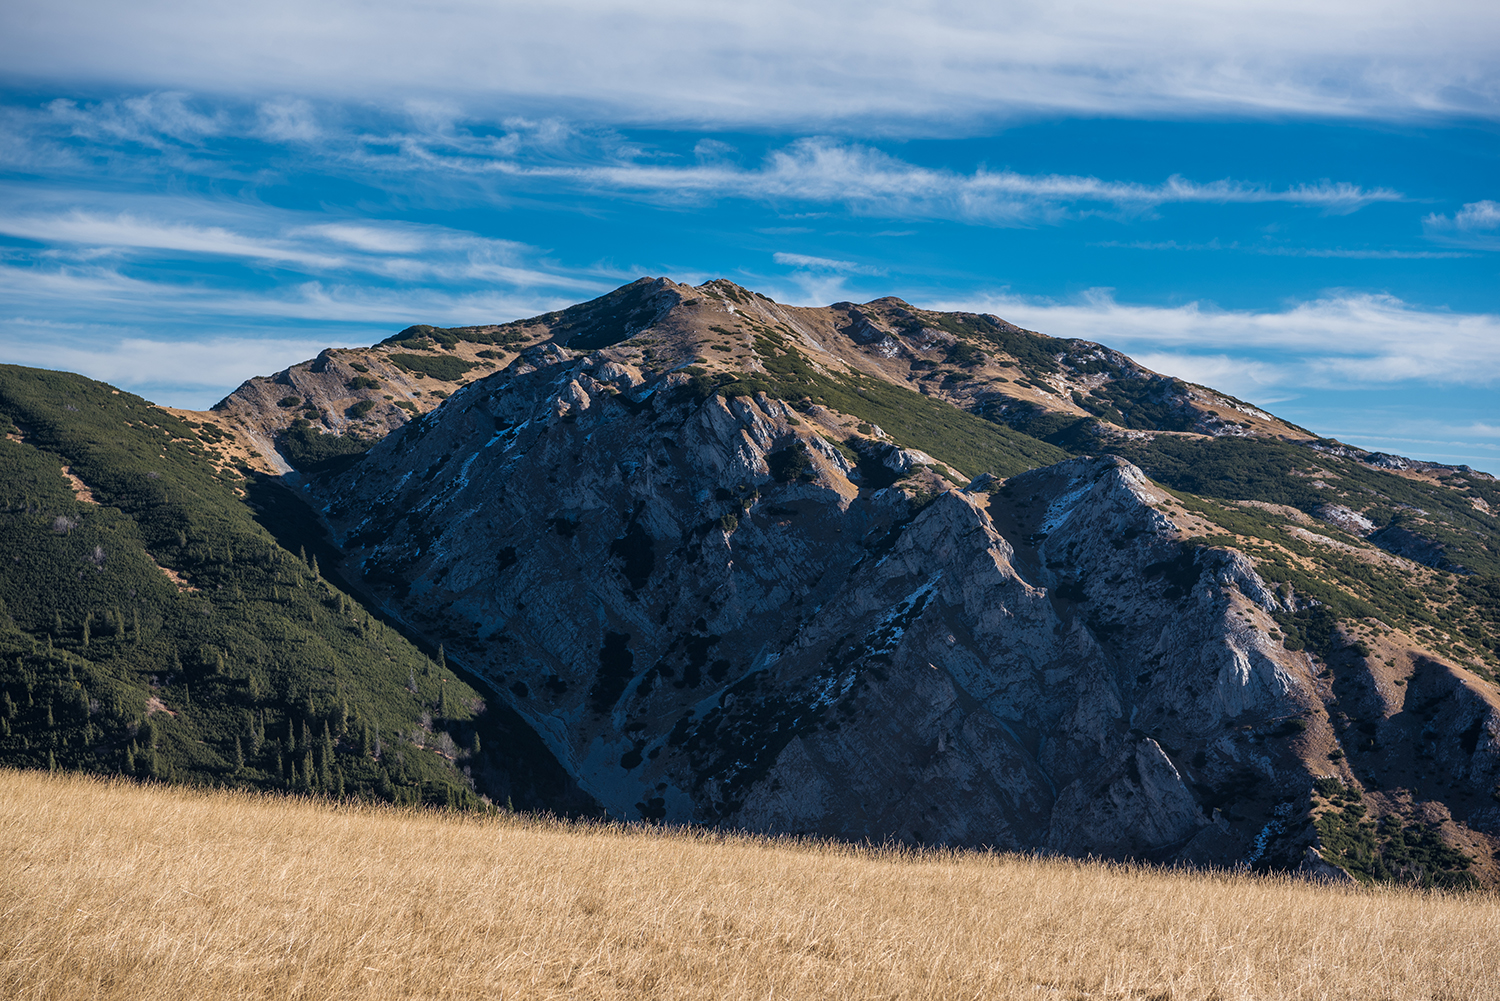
[165,277,1500,884]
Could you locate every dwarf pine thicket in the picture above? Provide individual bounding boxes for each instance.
[0,365,518,810]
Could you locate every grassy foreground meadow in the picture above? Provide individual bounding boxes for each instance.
[2,770,1498,1001]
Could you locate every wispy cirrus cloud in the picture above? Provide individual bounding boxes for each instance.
[1,1,1497,126]
[1424,200,1500,250]
[1093,239,1470,259]
[0,185,613,289]
[769,251,886,303]
[771,252,882,275]
[4,99,1407,227]
[1427,200,1500,232]
[511,140,1403,222]
[317,128,1405,222]
[935,289,1500,393]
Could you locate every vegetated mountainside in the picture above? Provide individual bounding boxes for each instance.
[218,276,1498,888]
[13,276,1500,888]
[0,365,592,815]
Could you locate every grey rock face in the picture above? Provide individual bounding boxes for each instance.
[310,351,1351,867]
[1315,504,1375,536]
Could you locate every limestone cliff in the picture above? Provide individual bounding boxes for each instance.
[194,277,1500,885]
[300,335,1497,879]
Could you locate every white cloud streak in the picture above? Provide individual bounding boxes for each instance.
[1424,200,1500,250]
[522,141,1403,221]
[1,1,1497,126]
[0,320,361,397]
[0,186,613,290]
[4,104,1405,230]
[772,251,882,275]
[932,289,1500,396]
[1431,200,1500,231]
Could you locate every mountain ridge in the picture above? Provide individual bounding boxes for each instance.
[3,275,1498,888]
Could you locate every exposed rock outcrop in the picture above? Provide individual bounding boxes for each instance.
[178,276,1498,885]
[311,349,1340,865]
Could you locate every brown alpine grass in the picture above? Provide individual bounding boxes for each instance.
[2,768,1497,1000]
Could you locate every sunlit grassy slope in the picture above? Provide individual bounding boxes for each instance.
[4,770,1498,1001]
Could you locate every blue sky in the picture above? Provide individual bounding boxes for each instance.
[1,1,1497,470]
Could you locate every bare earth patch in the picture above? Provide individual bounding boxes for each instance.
[58,466,96,504]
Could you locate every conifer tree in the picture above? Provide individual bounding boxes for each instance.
[234,736,245,772]
[321,721,334,772]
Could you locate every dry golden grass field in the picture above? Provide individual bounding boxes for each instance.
[3,770,1499,1001]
